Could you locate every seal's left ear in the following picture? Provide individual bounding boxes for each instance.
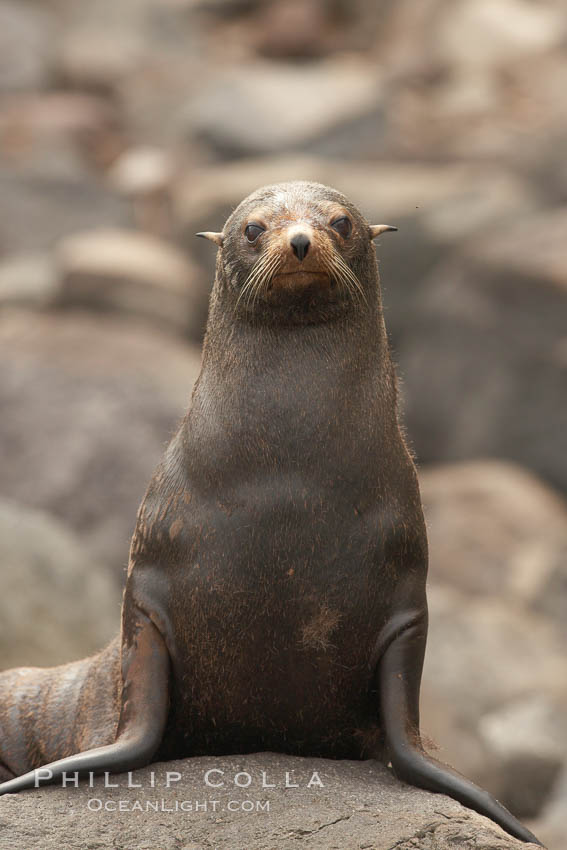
[196,232,224,247]
[369,225,398,239]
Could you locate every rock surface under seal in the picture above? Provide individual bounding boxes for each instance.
[0,753,541,849]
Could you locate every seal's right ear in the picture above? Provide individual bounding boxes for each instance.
[196,232,224,247]
[369,225,398,239]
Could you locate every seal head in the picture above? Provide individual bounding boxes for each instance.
[199,181,397,322]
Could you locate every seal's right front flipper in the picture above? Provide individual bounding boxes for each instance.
[0,611,169,795]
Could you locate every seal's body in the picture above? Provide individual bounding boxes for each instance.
[0,183,540,845]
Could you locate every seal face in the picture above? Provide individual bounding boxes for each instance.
[0,182,542,846]
[208,181,392,323]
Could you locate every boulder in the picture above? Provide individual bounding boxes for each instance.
[248,0,348,60]
[0,171,132,254]
[0,499,119,670]
[533,765,567,850]
[0,253,58,310]
[420,461,567,613]
[0,92,125,174]
[477,694,566,819]
[55,228,204,337]
[433,0,565,71]
[108,147,174,199]
[399,209,567,495]
[182,60,385,160]
[0,1,54,92]
[421,585,566,818]
[0,753,541,849]
[0,309,202,573]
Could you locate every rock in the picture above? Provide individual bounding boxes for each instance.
[182,60,385,160]
[533,766,567,850]
[0,753,541,848]
[533,554,567,637]
[357,1,567,163]
[424,586,565,719]
[51,3,203,143]
[477,695,566,818]
[55,228,203,336]
[419,461,567,815]
[469,207,567,292]
[107,146,176,236]
[0,310,202,572]
[0,1,54,92]
[55,30,144,95]
[420,461,567,610]
[244,0,347,60]
[0,254,58,310]
[188,0,275,19]
[108,146,174,199]
[399,210,567,495]
[434,0,565,71]
[0,499,119,670]
[0,171,132,254]
[0,93,125,173]
[420,584,566,814]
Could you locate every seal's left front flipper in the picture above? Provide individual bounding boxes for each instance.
[0,610,169,795]
[375,611,544,846]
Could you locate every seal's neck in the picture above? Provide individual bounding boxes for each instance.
[185,290,398,473]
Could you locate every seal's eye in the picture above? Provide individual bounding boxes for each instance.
[331,217,352,239]
[245,223,265,243]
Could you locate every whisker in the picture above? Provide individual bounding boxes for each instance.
[237,254,271,308]
[252,254,281,309]
[238,252,282,311]
[328,252,367,306]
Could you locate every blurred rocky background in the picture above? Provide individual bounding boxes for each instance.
[0,0,565,845]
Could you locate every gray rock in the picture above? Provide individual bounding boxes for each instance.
[424,586,565,721]
[108,146,175,198]
[183,61,385,159]
[0,1,54,92]
[420,585,566,816]
[51,2,203,143]
[433,0,565,71]
[477,695,566,818]
[55,228,203,336]
[420,461,567,611]
[0,254,59,310]
[470,206,567,291]
[399,210,567,495]
[533,553,567,637]
[248,0,350,60]
[55,29,144,95]
[0,310,202,573]
[0,171,132,254]
[533,765,567,850]
[0,499,119,670]
[108,146,176,238]
[0,753,540,849]
[0,92,124,175]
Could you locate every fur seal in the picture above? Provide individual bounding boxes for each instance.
[0,182,541,845]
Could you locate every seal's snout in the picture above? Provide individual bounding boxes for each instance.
[290,232,310,262]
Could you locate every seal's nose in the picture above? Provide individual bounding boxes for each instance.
[290,233,310,262]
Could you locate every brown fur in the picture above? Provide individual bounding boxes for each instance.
[0,182,542,846]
